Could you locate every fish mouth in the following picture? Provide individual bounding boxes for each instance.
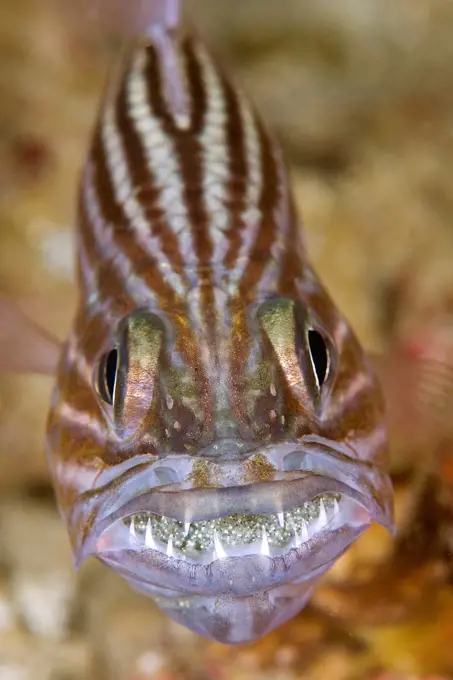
[76,436,393,596]
[98,490,367,571]
[121,492,343,564]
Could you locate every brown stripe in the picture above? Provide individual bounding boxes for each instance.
[177,38,215,428]
[181,36,207,135]
[229,300,254,431]
[143,35,205,135]
[275,199,304,297]
[220,73,250,274]
[238,117,280,296]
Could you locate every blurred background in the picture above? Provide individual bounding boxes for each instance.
[0,0,453,678]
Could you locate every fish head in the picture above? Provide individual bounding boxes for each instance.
[47,286,393,643]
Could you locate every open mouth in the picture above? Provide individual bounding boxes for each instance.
[122,493,341,563]
[75,437,393,596]
[95,487,372,576]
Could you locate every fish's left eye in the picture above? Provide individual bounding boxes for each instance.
[97,349,118,405]
[307,330,329,389]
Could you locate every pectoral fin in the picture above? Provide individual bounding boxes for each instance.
[0,296,62,375]
[370,335,453,572]
[370,342,453,464]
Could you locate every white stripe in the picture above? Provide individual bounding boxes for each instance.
[77,232,123,350]
[77,229,122,339]
[126,50,199,273]
[53,459,102,496]
[185,284,210,352]
[197,44,230,272]
[76,230,101,310]
[295,265,325,297]
[226,91,263,292]
[324,370,373,422]
[101,105,187,298]
[256,149,291,294]
[151,23,191,129]
[57,401,109,444]
[241,95,263,222]
[212,286,232,407]
[66,332,93,386]
[333,318,351,355]
[194,44,234,377]
[349,421,388,461]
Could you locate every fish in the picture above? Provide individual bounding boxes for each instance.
[1,1,400,644]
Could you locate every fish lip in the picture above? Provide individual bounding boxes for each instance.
[92,517,368,598]
[78,468,393,566]
[101,475,384,524]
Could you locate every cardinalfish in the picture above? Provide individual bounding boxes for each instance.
[0,2,398,644]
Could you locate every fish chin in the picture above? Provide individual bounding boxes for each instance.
[89,491,372,642]
[130,576,323,644]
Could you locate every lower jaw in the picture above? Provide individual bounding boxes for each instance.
[97,494,370,600]
[99,520,367,624]
[98,511,370,642]
[129,573,324,644]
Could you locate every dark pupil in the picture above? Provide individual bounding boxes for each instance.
[100,349,118,404]
[308,330,328,387]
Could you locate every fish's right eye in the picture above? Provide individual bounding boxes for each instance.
[97,349,118,405]
[307,329,330,389]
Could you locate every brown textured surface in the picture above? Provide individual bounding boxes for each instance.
[0,0,452,678]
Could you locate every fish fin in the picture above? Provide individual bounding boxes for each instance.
[144,0,181,31]
[0,296,62,375]
[67,0,188,125]
[370,341,453,466]
[63,0,182,38]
